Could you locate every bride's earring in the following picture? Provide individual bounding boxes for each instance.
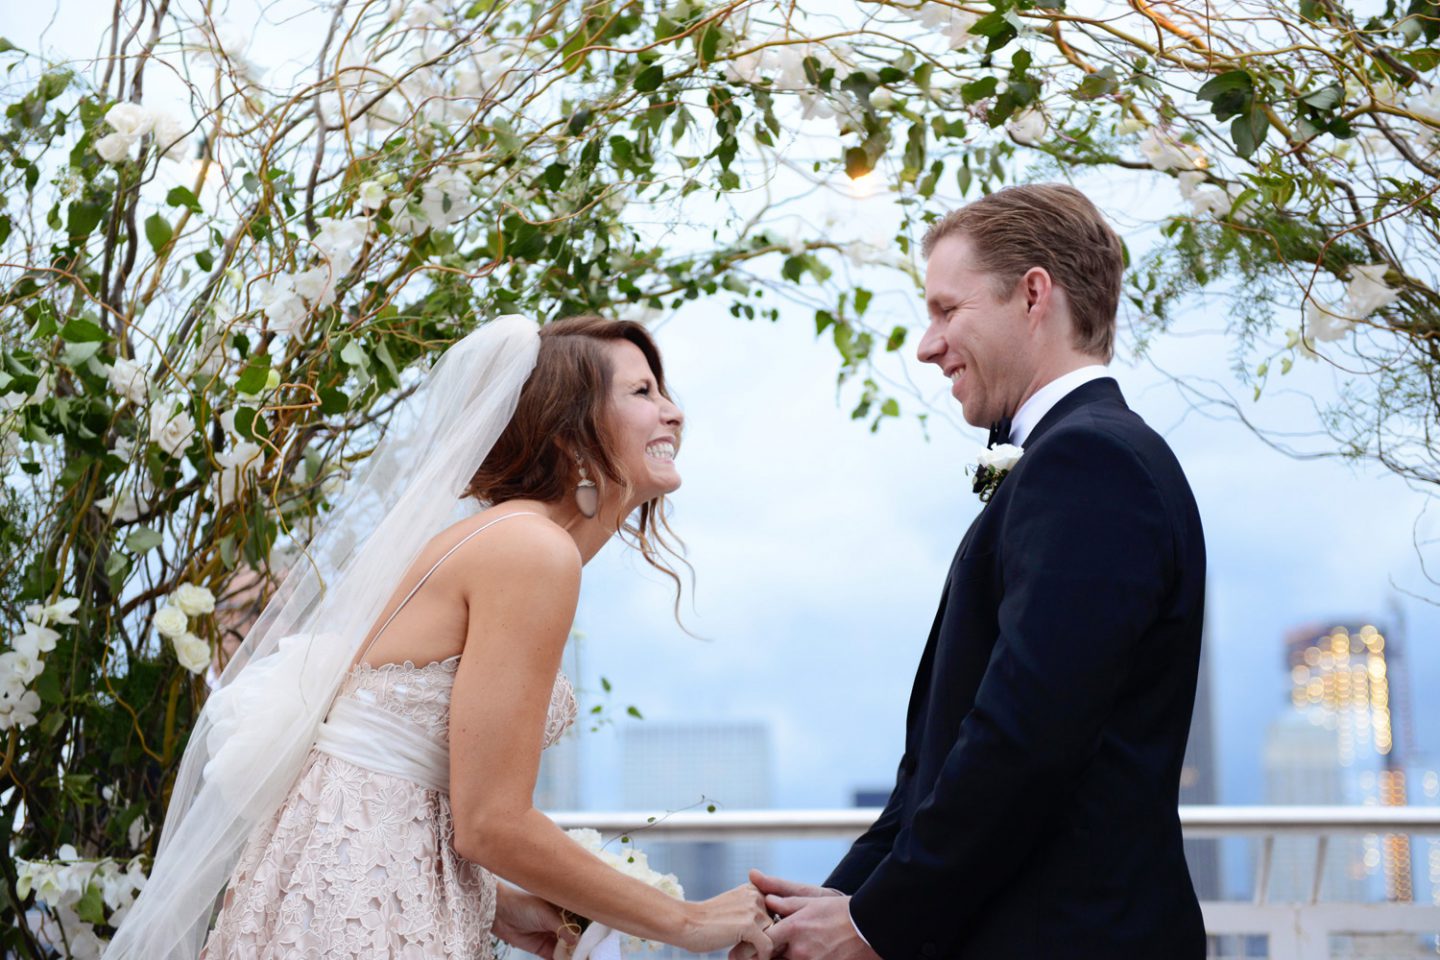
[575,461,598,518]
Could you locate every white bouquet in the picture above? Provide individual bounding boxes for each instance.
[556,829,684,960]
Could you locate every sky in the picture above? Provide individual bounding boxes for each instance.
[5,0,1440,902]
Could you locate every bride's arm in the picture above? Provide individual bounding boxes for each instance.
[447,517,769,957]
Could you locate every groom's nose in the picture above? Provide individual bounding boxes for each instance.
[916,320,945,365]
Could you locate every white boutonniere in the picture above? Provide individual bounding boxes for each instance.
[972,443,1023,502]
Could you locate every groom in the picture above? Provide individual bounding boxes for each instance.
[754,185,1207,958]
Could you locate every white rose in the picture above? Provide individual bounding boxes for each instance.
[388,198,429,235]
[1139,130,1203,171]
[173,583,216,616]
[152,604,189,639]
[172,632,212,674]
[358,180,387,211]
[293,266,337,308]
[152,110,189,159]
[105,102,155,139]
[1005,106,1047,145]
[254,275,308,336]
[1187,188,1233,218]
[95,132,136,164]
[149,405,196,458]
[977,443,1024,473]
[107,356,149,404]
[1345,263,1400,317]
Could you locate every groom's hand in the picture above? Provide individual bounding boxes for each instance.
[748,869,842,901]
[759,894,881,960]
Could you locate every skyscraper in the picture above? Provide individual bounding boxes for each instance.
[1265,621,1413,902]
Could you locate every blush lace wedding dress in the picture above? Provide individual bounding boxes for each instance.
[202,512,578,959]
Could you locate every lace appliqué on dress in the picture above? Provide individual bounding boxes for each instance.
[204,660,576,960]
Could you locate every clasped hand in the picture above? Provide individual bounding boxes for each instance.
[730,870,882,960]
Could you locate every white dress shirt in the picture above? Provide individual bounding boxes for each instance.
[1008,364,1112,447]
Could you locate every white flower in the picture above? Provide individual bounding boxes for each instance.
[16,621,60,654]
[1306,298,1354,342]
[977,443,1024,473]
[152,110,189,160]
[358,180,387,211]
[172,632,211,674]
[125,815,151,854]
[1188,188,1233,218]
[95,132,135,164]
[149,404,196,458]
[214,439,263,506]
[1116,115,1147,136]
[292,266,338,309]
[173,583,216,616]
[1139,130,1203,171]
[1345,263,1400,317]
[418,169,476,229]
[388,198,429,236]
[314,215,369,270]
[107,357,149,404]
[1005,107,1047,145]
[915,1,981,48]
[725,49,766,84]
[1176,171,1206,199]
[253,274,307,336]
[0,677,41,731]
[152,604,189,639]
[26,596,80,626]
[105,102,155,140]
[0,649,45,685]
[96,477,153,522]
[870,88,897,111]
[1408,86,1440,125]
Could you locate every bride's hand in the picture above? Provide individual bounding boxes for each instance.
[677,883,773,959]
[493,883,580,960]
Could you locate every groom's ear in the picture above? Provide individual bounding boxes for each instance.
[1020,266,1054,319]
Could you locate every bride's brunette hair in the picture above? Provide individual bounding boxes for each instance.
[463,314,691,606]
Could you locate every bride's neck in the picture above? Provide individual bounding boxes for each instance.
[515,498,624,565]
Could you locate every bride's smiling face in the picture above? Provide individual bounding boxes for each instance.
[604,339,684,504]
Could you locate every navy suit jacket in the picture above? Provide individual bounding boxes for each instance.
[827,378,1207,959]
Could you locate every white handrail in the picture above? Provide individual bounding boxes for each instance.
[546,806,1440,841]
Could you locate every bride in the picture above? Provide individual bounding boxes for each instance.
[106,315,773,960]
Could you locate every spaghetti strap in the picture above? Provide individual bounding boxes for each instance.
[355,511,540,662]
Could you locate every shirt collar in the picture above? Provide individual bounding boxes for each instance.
[1009,365,1112,447]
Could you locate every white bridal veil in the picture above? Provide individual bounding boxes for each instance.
[105,314,541,959]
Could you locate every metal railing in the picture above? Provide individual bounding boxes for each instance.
[548,806,1440,960]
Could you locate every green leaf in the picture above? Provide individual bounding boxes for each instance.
[1072,67,1119,101]
[1231,107,1270,158]
[1299,83,1343,111]
[167,186,202,214]
[233,406,269,442]
[0,38,17,54]
[854,288,872,315]
[66,201,105,238]
[886,326,906,351]
[881,398,900,417]
[961,77,999,105]
[59,317,107,343]
[601,676,612,692]
[633,64,664,93]
[194,250,215,272]
[626,705,644,719]
[319,386,350,415]
[75,882,106,925]
[235,355,271,395]
[1196,70,1254,121]
[144,213,173,253]
[124,528,163,554]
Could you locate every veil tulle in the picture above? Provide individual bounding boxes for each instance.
[105,314,541,959]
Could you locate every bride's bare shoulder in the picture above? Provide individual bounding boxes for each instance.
[439,508,581,587]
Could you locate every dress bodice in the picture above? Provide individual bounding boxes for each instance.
[334,657,578,749]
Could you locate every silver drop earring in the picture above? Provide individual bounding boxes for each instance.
[575,460,598,518]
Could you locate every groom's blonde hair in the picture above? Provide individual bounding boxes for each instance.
[921,184,1123,362]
